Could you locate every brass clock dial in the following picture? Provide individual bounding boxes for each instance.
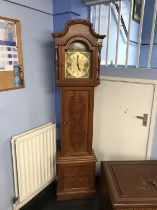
[65,42,91,78]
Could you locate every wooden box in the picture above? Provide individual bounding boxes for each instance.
[57,151,96,200]
[100,161,157,210]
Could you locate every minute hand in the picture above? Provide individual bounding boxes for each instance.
[77,54,81,71]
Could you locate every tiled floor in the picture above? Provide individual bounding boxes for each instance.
[21,181,100,210]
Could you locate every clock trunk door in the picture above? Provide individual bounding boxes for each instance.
[61,87,94,156]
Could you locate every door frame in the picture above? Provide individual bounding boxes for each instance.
[99,76,157,160]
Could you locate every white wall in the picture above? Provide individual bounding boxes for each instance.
[0,0,54,209]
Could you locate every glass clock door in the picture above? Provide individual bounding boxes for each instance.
[65,42,91,79]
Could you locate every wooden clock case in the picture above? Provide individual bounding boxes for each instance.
[52,19,105,201]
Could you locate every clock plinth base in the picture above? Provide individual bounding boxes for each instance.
[56,151,96,201]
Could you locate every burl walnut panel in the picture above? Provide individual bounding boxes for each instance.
[63,164,94,189]
[64,165,93,177]
[57,154,96,201]
[61,87,94,156]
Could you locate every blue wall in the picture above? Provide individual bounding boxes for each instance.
[140,0,157,67]
[53,0,89,32]
[0,0,54,209]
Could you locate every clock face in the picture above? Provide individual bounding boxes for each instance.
[65,42,91,79]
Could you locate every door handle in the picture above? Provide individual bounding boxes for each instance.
[136,114,148,126]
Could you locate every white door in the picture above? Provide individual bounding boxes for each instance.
[93,78,156,162]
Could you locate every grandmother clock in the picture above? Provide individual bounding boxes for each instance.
[52,19,105,201]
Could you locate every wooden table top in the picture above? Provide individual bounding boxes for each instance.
[102,161,157,207]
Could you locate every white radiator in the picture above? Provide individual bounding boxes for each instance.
[11,123,56,210]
